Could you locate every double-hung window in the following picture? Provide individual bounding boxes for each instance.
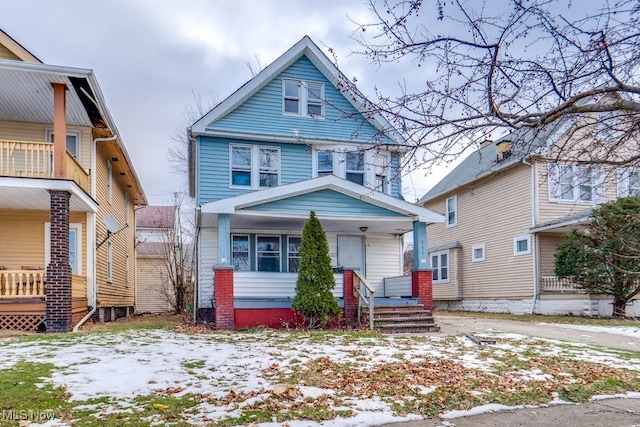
[446,196,457,227]
[230,145,280,188]
[46,129,80,160]
[374,153,389,193]
[550,164,603,203]
[257,236,280,272]
[617,168,640,197]
[232,235,250,271]
[45,222,82,275]
[288,236,302,273]
[283,79,324,118]
[346,152,364,185]
[317,151,334,176]
[598,111,618,141]
[430,251,449,282]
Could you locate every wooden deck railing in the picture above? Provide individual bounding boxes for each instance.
[0,139,89,192]
[353,270,375,330]
[0,270,46,299]
[540,276,585,293]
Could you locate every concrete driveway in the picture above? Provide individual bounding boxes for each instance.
[384,313,640,427]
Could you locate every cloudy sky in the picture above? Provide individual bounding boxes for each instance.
[2,0,446,205]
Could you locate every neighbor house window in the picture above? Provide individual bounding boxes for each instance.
[107,161,113,204]
[514,235,531,256]
[46,129,80,159]
[617,168,640,197]
[598,110,618,141]
[288,236,302,273]
[346,152,364,185]
[45,222,82,275]
[374,153,389,193]
[257,236,280,272]
[549,163,604,204]
[446,196,457,227]
[472,243,485,262]
[232,235,250,272]
[283,79,324,118]
[107,240,113,282]
[230,145,280,188]
[317,151,334,176]
[430,250,449,282]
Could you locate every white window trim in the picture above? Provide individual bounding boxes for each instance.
[548,163,605,204]
[617,168,640,198]
[44,222,82,275]
[282,78,325,118]
[231,234,250,272]
[229,144,281,189]
[107,240,113,282]
[446,195,457,228]
[46,128,81,159]
[107,160,113,204]
[256,235,281,272]
[287,235,302,273]
[472,243,486,262]
[430,250,450,283]
[598,110,618,141]
[514,235,531,256]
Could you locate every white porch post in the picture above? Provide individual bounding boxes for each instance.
[412,220,428,269]
[217,213,231,266]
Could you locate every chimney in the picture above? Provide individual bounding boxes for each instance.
[496,140,512,161]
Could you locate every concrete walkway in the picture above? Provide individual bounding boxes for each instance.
[383,313,640,427]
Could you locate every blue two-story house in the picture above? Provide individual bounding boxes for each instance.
[189,36,443,329]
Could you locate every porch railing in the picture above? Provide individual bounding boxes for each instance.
[383,275,412,297]
[0,270,46,299]
[540,276,585,293]
[0,139,89,192]
[353,270,375,330]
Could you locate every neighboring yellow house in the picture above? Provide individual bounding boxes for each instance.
[0,29,146,332]
[420,106,640,317]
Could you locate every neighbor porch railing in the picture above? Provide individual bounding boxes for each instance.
[0,270,46,299]
[353,270,375,330]
[540,276,585,293]
[0,139,89,192]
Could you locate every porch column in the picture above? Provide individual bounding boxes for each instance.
[214,266,235,330]
[342,268,358,324]
[217,213,231,266]
[52,83,68,178]
[412,221,433,312]
[46,190,72,332]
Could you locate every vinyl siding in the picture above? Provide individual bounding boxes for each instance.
[424,163,534,300]
[198,228,217,308]
[136,257,171,313]
[0,44,20,61]
[197,137,312,204]
[208,57,393,145]
[363,234,402,293]
[433,248,461,300]
[95,145,136,308]
[244,189,406,217]
[538,233,564,276]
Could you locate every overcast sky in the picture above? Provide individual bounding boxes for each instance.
[1,0,451,205]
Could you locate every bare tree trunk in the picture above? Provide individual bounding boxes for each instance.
[612,296,627,318]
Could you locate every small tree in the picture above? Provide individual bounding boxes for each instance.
[555,196,640,317]
[292,211,341,328]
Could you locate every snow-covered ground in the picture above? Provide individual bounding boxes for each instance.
[1,324,639,426]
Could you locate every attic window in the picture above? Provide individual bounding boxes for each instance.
[283,79,324,118]
[496,141,512,162]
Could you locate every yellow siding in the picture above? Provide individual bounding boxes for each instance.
[0,43,20,60]
[433,247,461,300]
[538,233,564,276]
[425,163,535,300]
[136,257,171,313]
[94,145,136,308]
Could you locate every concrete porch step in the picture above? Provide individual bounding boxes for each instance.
[375,323,441,334]
[361,303,439,333]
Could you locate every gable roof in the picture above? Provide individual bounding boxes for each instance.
[0,29,41,63]
[201,174,443,224]
[190,36,402,144]
[136,206,176,229]
[419,120,571,204]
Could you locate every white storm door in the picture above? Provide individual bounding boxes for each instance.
[337,235,365,275]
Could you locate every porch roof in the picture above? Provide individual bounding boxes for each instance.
[0,177,97,212]
[200,175,444,234]
[530,209,592,233]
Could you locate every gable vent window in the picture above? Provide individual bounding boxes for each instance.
[283,79,324,118]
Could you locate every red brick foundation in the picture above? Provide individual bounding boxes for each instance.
[214,266,235,330]
[412,269,433,312]
[342,269,358,324]
[46,190,72,333]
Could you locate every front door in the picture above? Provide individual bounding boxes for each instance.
[337,235,365,275]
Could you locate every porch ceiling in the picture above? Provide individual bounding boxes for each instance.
[200,211,414,234]
[0,177,98,212]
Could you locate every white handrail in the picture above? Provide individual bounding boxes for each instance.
[353,270,375,330]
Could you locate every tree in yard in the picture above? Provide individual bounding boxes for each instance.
[292,211,341,328]
[555,196,640,317]
[347,0,640,171]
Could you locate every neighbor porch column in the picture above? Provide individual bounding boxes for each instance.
[411,221,433,312]
[46,190,72,332]
[52,82,68,178]
[342,268,358,324]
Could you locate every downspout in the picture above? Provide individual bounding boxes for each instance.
[193,207,202,324]
[74,134,118,332]
[522,157,538,314]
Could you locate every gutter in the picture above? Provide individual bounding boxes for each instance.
[522,157,538,314]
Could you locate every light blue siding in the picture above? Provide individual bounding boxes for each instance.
[208,57,394,145]
[243,189,406,217]
[197,136,312,205]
